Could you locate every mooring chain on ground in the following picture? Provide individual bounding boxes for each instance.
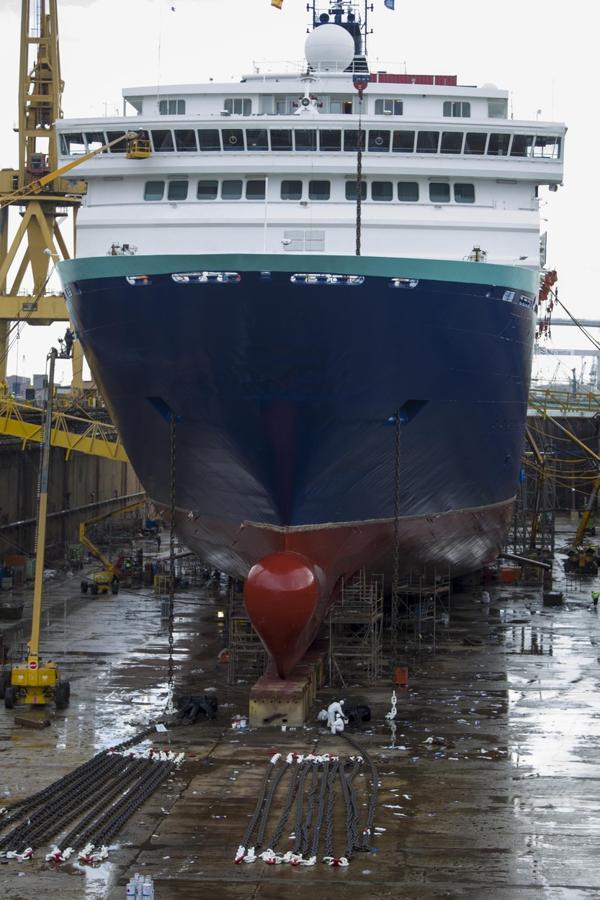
[254,753,290,855]
[0,725,182,863]
[0,749,111,828]
[338,756,355,862]
[288,757,311,863]
[47,756,159,861]
[46,757,154,862]
[341,733,379,851]
[263,755,302,862]
[6,755,146,856]
[0,752,122,852]
[347,756,363,854]
[77,760,176,864]
[322,758,340,863]
[234,752,282,863]
[307,756,330,865]
[299,761,320,857]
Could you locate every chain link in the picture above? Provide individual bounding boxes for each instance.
[166,412,177,713]
[355,94,364,257]
[391,410,402,648]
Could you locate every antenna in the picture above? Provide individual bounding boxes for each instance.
[309,1,371,60]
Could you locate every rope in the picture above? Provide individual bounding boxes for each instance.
[308,757,330,860]
[322,758,339,860]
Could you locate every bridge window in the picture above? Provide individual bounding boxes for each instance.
[510,134,535,157]
[151,130,174,152]
[454,183,475,203]
[223,129,245,150]
[174,130,197,152]
[224,98,252,116]
[319,130,342,151]
[398,182,419,201]
[168,181,188,201]
[443,101,471,117]
[84,132,107,153]
[247,129,269,150]
[197,180,218,200]
[371,181,393,201]
[345,181,367,200]
[144,180,164,201]
[106,131,128,153]
[222,180,243,199]
[344,130,366,151]
[281,180,303,200]
[392,130,415,152]
[487,133,510,156]
[429,182,450,203]
[246,179,266,199]
[368,130,390,151]
[295,130,317,151]
[271,129,293,151]
[159,99,185,115]
[60,132,85,155]
[417,131,439,153]
[440,131,463,154]
[309,180,330,200]
[374,99,403,116]
[464,132,487,154]
[533,135,561,159]
[198,129,221,151]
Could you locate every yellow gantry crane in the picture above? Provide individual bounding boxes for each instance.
[0,1,149,390]
[0,1,84,384]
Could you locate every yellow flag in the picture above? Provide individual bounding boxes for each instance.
[271,0,283,8]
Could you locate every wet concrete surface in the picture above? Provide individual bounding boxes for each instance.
[1,564,600,899]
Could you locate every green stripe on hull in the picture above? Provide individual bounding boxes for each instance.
[59,253,538,294]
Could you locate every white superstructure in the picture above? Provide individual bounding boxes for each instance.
[55,19,565,267]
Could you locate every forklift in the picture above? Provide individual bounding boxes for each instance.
[2,344,71,710]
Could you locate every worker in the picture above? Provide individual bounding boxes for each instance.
[592,589,599,609]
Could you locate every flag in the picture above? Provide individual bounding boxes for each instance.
[271,0,283,8]
[384,0,395,8]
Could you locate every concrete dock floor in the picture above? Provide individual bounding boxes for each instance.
[1,568,600,899]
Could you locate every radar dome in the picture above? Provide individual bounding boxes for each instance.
[305,24,355,72]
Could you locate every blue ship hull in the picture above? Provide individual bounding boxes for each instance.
[60,252,537,673]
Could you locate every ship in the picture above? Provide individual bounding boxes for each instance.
[57,1,565,677]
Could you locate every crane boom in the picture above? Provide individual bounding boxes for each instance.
[1,132,140,211]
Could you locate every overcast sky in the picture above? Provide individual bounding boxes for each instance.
[1,0,597,385]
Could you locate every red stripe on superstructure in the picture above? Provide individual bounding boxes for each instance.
[369,73,457,85]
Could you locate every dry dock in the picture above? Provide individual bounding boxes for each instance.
[1,563,600,900]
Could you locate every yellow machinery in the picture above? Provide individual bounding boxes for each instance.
[79,499,146,595]
[530,406,600,575]
[4,345,70,709]
[1,1,151,387]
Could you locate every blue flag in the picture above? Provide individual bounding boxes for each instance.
[384,0,395,8]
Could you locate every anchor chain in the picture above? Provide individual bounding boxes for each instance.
[355,92,364,257]
[166,412,177,715]
[391,409,402,651]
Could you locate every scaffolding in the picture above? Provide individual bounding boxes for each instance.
[226,584,266,684]
[327,569,383,686]
[505,456,556,577]
[390,567,451,654]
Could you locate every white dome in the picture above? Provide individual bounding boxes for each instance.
[305,24,355,73]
